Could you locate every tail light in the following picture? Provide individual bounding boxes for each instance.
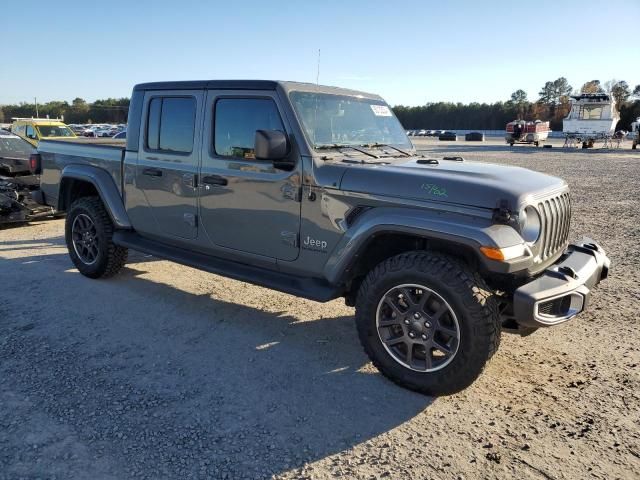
[29,153,42,174]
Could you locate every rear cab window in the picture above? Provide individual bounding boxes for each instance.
[214,98,284,159]
[146,96,196,153]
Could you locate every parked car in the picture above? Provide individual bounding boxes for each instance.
[417,129,427,136]
[98,129,113,137]
[11,118,76,147]
[0,130,52,223]
[67,124,85,134]
[33,79,610,396]
[82,127,98,137]
[113,131,126,139]
[439,131,457,141]
[0,130,35,177]
[85,126,113,138]
[465,132,485,141]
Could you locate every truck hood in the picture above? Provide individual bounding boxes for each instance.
[338,157,567,210]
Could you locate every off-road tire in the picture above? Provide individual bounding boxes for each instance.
[65,196,127,278]
[355,251,500,396]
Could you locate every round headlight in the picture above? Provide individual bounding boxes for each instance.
[519,206,541,243]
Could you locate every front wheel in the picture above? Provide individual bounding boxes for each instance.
[355,251,500,396]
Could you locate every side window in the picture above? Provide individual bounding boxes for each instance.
[26,125,35,138]
[146,96,196,153]
[147,98,161,150]
[214,98,284,159]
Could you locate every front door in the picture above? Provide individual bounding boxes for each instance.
[198,91,301,261]
[135,90,203,239]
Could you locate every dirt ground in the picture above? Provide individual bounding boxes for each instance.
[1,138,638,480]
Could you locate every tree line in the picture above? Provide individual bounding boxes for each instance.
[394,78,640,132]
[1,79,638,131]
[0,97,130,124]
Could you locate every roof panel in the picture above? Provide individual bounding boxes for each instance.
[132,80,383,100]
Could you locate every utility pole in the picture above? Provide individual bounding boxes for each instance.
[34,97,39,118]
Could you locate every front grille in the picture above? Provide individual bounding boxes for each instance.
[537,192,571,260]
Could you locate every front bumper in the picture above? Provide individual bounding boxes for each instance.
[513,238,610,328]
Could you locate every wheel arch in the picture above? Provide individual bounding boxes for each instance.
[323,207,523,303]
[338,230,483,305]
[59,165,131,229]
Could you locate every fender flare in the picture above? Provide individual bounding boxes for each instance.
[59,164,132,229]
[323,206,527,284]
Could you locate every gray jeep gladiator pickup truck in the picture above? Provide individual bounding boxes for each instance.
[32,80,610,395]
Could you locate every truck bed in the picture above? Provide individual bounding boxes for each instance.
[37,139,126,209]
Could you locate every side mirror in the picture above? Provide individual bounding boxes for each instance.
[254,130,292,168]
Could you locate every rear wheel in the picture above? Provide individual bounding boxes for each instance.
[65,196,127,278]
[355,251,500,396]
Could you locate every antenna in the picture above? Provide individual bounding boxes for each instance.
[312,48,321,146]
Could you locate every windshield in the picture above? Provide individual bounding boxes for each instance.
[0,136,33,158]
[37,125,75,137]
[290,91,411,149]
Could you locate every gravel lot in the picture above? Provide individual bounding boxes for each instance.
[1,139,638,479]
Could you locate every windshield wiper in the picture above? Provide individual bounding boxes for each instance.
[361,143,413,157]
[314,144,380,159]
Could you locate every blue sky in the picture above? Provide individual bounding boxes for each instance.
[2,0,638,106]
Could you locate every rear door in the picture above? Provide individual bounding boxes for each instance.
[135,90,203,239]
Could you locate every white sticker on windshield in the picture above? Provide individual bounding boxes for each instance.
[370,105,392,117]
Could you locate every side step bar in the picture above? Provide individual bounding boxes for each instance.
[112,231,340,303]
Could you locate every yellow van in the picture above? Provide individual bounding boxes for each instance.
[11,118,76,147]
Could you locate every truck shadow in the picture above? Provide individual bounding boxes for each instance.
[1,252,434,478]
[0,236,160,266]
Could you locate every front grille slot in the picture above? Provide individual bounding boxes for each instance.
[538,297,570,316]
[537,193,571,260]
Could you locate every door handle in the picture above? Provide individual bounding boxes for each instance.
[202,175,228,186]
[142,168,163,177]
[182,173,197,188]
